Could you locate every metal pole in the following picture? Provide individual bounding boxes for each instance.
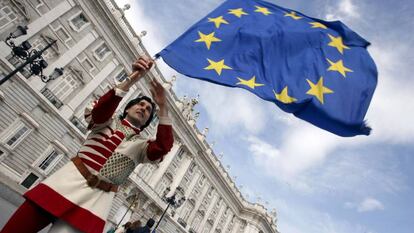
[153,202,171,231]
[115,195,138,230]
[0,40,56,86]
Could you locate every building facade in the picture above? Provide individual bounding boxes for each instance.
[0,0,278,232]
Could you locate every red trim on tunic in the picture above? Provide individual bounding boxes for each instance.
[84,144,112,158]
[114,131,125,140]
[121,119,141,134]
[97,132,110,140]
[89,137,117,151]
[78,151,107,165]
[24,183,105,233]
[80,158,102,171]
[109,135,122,145]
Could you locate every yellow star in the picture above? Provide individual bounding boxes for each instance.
[254,6,272,15]
[195,31,221,50]
[327,58,353,77]
[204,59,232,75]
[284,11,302,20]
[273,87,297,104]
[306,77,333,104]
[236,76,264,89]
[228,8,248,18]
[208,16,229,28]
[327,34,350,54]
[309,22,327,29]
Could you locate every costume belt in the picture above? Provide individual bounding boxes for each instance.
[71,156,118,192]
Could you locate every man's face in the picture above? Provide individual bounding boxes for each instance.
[125,100,153,128]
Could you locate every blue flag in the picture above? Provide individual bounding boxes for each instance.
[157,0,377,136]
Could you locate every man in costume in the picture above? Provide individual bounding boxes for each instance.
[1,57,174,233]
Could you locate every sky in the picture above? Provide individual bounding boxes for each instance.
[115,0,414,232]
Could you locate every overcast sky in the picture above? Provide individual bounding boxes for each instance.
[116,0,414,232]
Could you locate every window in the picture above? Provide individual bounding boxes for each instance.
[155,173,173,196]
[6,126,29,147]
[69,12,89,32]
[114,71,128,83]
[171,161,179,172]
[182,200,194,221]
[180,175,190,189]
[198,174,206,186]
[41,87,64,109]
[189,162,196,174]
[20,172,40,189]
[51,22,74,47]
[207,187,214,197]
[2,121,31,149]
[0,6,17,29]
[32,0,48,15]
[178,150,184,159]
[94,43,111,61]
[49,72,80,101]
[55,26,71,43]
[37,149,61,174]
[31,38,52,60]
[77,53,96,74]
[81,57,96,73]
[70,116,88,134]
[139,164,155,182]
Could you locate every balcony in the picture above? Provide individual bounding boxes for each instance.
[40,87,63,109]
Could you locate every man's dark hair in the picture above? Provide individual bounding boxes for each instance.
[121,96,156,130]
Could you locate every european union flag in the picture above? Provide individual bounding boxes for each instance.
[157,0,377,136]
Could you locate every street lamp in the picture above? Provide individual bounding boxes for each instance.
[0,25,64,85]
[153,186,186,231]
[113,193,139,231]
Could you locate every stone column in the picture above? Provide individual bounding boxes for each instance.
[175,170,201,217]
[230,218,242,233]
[182,168,200,196]
[168,151,193,193]
[210,202,227,232]
[186,183,210,228]
[199,193,219,228]
[148,142,180,188]
[221,213,234,233]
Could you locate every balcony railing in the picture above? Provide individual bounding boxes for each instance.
[40,87,63,109]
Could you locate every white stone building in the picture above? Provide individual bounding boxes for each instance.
[0,0,279,232]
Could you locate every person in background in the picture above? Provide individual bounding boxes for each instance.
[114,221,132,233]
[133,218,155,233]
[125,220,141,233]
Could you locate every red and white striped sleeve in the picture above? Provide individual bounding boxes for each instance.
[84,88,127,130]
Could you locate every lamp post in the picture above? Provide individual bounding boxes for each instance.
[114,193,139,231]
[0,25,64,85]
[153,186,186,232]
